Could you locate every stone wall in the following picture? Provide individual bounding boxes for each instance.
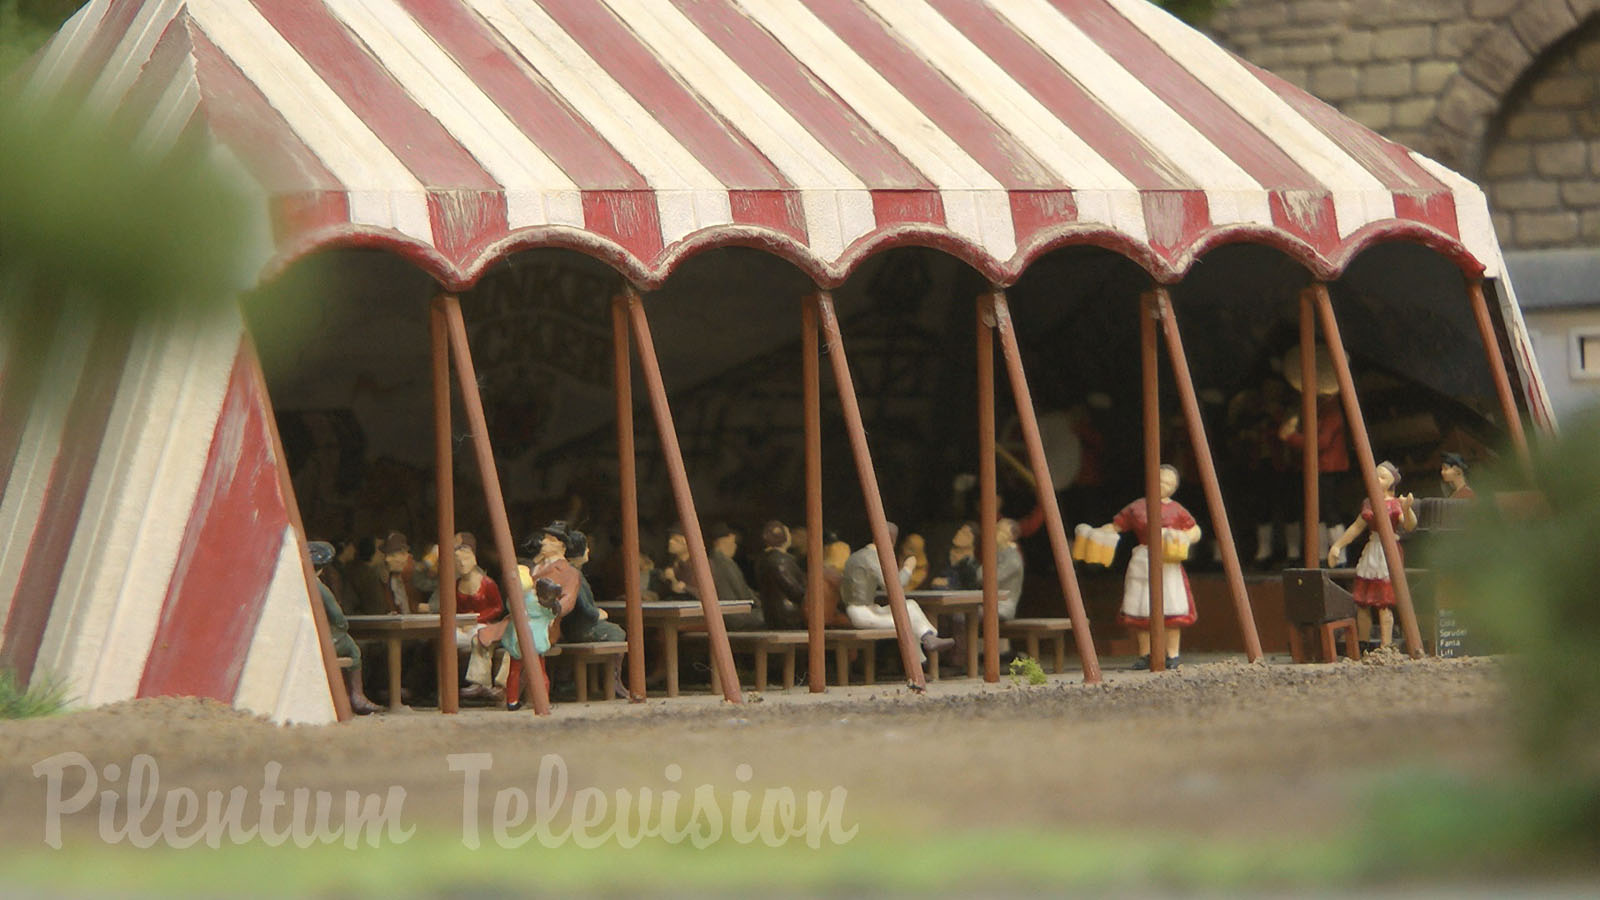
[1208,0,1600,251]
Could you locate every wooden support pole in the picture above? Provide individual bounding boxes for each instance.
[440,296,552,715]
[1155,288,1263,662]
[977,291,1000,683]
[815,291,926,689]
[245,337,352,723]
[1310,284,1424,658]
[624,288,742,703]
[612,294,645,700]
[1140,291,1166,671]
[803,294,826,692]
[431,298,459,714]
[990,293,1101,684]
[1466,279,1534,479]
[1299,289,1320,568]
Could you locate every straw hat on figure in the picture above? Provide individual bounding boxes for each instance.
[1327,460,1417,651]
[1100,464,1201,670]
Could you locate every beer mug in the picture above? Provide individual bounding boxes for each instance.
[1162,529,1190,563]
[1089,526,1118,566]
[1072,524,1092,561]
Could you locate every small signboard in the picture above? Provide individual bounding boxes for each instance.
[1434,605,1470,658]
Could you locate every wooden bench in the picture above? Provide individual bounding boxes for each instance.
[549,641,626,702]
[703,631,813,692]
[999,618,1073,673]
[824,628,898,686]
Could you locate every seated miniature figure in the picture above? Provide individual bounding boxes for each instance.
[1101,465,1201,671]
[754,520,808,630]
[898,532,929,591]
[1327,460,1418,652]
[309,541,379,715]
[839,523,955,659]
[380,532,422,614]
[503,569,560,712]
[995,518,1024,620]
[929,522,980,590]
[431,532,506,701]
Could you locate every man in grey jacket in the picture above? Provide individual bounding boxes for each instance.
[840,522,953,658]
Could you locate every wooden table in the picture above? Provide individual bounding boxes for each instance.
[346,613,476,711]
[596,600,753,697]
[876,590,1006,680]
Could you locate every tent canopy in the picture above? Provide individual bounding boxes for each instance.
[29,0,1502,291]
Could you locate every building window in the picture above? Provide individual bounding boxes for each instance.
[1574,330,1600,380]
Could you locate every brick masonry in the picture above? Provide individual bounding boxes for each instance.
[1208,0,1600,250]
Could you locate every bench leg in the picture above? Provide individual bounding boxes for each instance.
[1287,626,1306,664]
[1053,635,1066,674]
[710,658,722,696]
[755,647,768,693]
[1319,624,1337,663]
[927,644,940,681]
[1026,635,1041,663]
[782,647,795,690]
[664,624,680,698]
[966,614,980,677]
[575,661,589,703]
[1342,622,1360,661]
[863,644,876,684]
[834,646,849,686]
[386,636,403,711]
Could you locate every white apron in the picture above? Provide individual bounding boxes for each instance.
[1120,546,1189,619]
[1355,536,1389,580]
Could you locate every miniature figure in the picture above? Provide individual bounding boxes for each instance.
[754,520,808,630]
[436,533,505,701]
[309,541,380,715]
[995,518,1024,621]
[839,523,955,658]
[380,531,423,614]
[1278,346,1351,562]
[898,532,930,591]
[1102,465,1201,670]
[1440,452,1475,499]
[930,522,980,589]
[1327,460,1417,651]
[503,568,560,712]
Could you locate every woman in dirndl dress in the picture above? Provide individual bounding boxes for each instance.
[1103,465,1201,670]
[1327,460,1417,651]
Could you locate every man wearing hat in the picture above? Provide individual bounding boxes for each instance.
[309,541,380,715]
[1440,453,1475,500]
[380,532,425,615]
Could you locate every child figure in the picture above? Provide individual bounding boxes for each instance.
[503,569,559,711]
[1327,460,1417,651]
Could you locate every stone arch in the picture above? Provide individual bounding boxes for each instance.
[1425,0,1599,173]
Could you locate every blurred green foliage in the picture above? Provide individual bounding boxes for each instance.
[1441,411,1600,776]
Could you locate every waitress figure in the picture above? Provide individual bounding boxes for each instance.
[1328,460,1417,651]
[1102,464,1201,670]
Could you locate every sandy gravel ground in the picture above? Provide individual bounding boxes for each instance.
[0,654,1511,853]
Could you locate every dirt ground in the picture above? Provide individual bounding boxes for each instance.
[0,653,1512,858]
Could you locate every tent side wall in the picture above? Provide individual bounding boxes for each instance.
[0,303,335,725]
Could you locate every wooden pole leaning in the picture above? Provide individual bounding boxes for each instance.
[1466,279,1534,480]
[1154,288,1262,661]
[624,287,742,703]
[977,292,1000,683]
[1309,284,1424,658]
[1299,288,1320,568]
[244,336,353,723]
[612,294,645,700]
[803,295,826,692]
[815,291,926,689]
[1140,291,1167,671]
[990,293,1101,684]
[440,295,552,715]
[431,299,459,714]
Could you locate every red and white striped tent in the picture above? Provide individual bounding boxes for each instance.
[4,0,1551,723]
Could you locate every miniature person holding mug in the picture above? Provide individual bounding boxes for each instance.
[1327,460,1417,651]
[1102,464,1201,670]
